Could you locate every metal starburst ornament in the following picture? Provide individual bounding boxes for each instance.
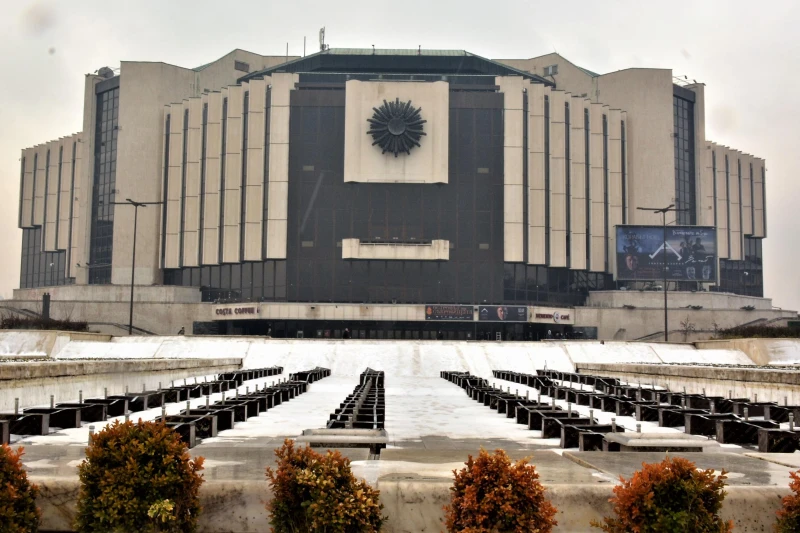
[367,98,427,157]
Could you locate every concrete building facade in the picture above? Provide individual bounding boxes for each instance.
[8,49,784,340]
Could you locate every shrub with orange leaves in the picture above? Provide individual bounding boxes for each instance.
[776,470,800,532]
[75,420,204,533]
[592,456,733,532]
[266,439,385,532]
[444,448,557,533]
[0,444,40,533]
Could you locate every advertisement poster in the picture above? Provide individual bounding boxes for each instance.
[616,225,717,282]
[478,305,528,322]
[425,305,474,321]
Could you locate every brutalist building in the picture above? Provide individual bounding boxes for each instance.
[10,48,784,340]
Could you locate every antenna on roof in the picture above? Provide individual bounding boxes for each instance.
[418,45,421,55]
[319,27,327,52]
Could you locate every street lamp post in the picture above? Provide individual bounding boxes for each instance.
[113,199,163,335]
[636,204,686,342]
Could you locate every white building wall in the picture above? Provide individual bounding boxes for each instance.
[548,90,568,267]
[607,109,623,277]
[182,97,203,266]
[222,84,243,263]
[202,91,222,265]
[741,153,753,236]
[588,102,607,271]
[32,144,46,227]
[265,73,298,259]
[244,78,267,261]
[713,144,730,259]
[163,102,184,268]
[44,140,60,251]
[496,76,525,263]
[568,96,588,270]
[20,148,34,229]
[752,158,766,238]
[527,82,546,265]
[729,149,742,260]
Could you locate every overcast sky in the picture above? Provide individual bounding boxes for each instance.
[0,0,797,311]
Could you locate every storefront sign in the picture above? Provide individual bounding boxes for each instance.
[425,305,474,321]
[531,307,574,325]
[478,305,528,322]
[212,304,261,320]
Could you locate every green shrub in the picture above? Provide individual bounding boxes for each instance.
[266,439,385,532]
[0,444,40,532]
[776,470,800,532]
[75,420,204,533]
[444,448,557,533]
[0,313,88,332]
[718,325,800,339]
[592,456,732,532]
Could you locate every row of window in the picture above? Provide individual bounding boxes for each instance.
[19,228,72,289]
[88,86,120,284]
[673,94,696,225]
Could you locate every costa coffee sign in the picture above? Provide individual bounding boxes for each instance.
[531,307,574,325]
[213,304,261,320]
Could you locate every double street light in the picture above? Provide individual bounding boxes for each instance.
[636,204,687,342]
[112,199,163,335]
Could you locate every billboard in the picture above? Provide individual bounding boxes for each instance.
[425,305,473,321]
[616,225,717,282]
[478,305,528,322]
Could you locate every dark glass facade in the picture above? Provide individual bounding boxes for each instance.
[163,80,611,307]
[19,228,69,289]
[718,236,763,297]
[88,86,120,284]
[673,88,696,225]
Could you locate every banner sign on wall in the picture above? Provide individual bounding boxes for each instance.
[616,225,717,282]
[478,305,528,322]
[425,305,474,321]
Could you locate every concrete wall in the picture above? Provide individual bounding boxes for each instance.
[587,290,776,310]
[574,305,793,341]
[576,361,800,405]
[28,468,790,532]
[4,283,794,339]
[695,338,800,366]
[0,357,241,411]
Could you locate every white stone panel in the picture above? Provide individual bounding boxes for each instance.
[569,97,588,271]
[589,103,606,272]
[44,140,59,251]
[701,143,715,227]
[741,154,753,236]
[244,78,267,261]
[498,77,525,263]
[714,146,729,259]
[728,151,742,261]
[164,103,184,269]
[265,73,297,259]
[182,98,202,267]
[202,92,222,265]
[527,82,546,265]
[752,158,765,238]
[32,145,46,227]
[20,148,34,229]
[549,90,567,268]
[68,130,85,280]
[343,80,449,184]
[607,109,623,277]
[222,85,243,264]
[341,239,450,261]
[57,137,76,250]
